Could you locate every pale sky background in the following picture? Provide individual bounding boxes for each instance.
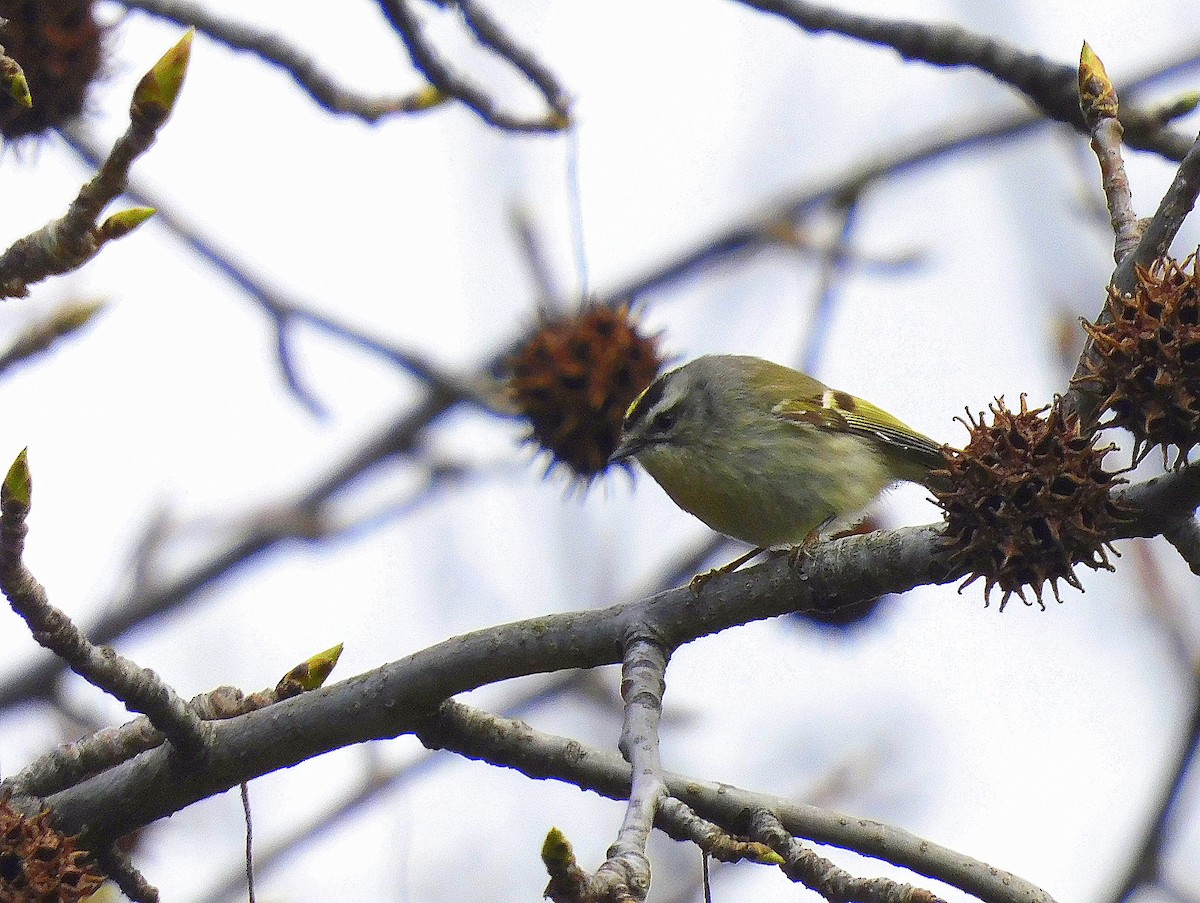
[1,1,1199,901]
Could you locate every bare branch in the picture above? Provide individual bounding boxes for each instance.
[749,809,945,903]
[420,702,1055,903]
[35,460,1200,844]
[57,122,506,416]
[6,458,1199,774]
[116,0,447,122]
[190,537,729,903]
[7,687,256,798]
[732,0,1193,159]
[1079,42,1140,264]
[0,32,192,298]
[377,0,569,133]
[1111,132,1200,296]
[654,798,779,865]
[1066,130,1200,426]
[585,635,670,901]
[7,646,338,799]
[0,451,208,756]
[454,0,569,115]
[188,673,589,903]
[1164,517,1200,575]
[1104,668,1200,903]
[94,844,160,903]
[0,299,105,375]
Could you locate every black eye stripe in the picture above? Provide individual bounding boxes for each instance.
[625,376,667,429]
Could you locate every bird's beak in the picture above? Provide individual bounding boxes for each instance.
[609,434,641,465]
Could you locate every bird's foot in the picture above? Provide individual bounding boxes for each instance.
[689,546,765,594]
[779,522,828,569]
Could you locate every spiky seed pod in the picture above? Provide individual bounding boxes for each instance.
[508,303,663,480]
[933,396,1128,610]
[0,0,104,141]
[1079,252,1200,467]
[0,791,105,903]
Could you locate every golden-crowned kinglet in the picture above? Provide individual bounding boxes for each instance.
[611,354,944,548]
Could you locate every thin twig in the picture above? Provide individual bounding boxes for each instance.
[1065,131,1200,426]
[0,300,105,375]
[377,0,568,132]
[95,844,160,903]
[511,204,566,310]
[455,0,569,114]
[1111,131,1200,296]
[1078,43,1140,264]
[10,647,340,802]
[732,0,1194,159]
[601,31,1200,309]
[241,782,256,903]
[1164,517,1200,576]
[657,797,778,866]
[116,0,447,122]
[749,809,945,903]
[7,686,264,799]
[189,536,725,903]
[588,634,670,900]
[57,121,506,416]
[800,185,865,375]
[0,32,192,298]
[0,452,208,756]
[1105,668,1200,903]
[419,701,1054,903]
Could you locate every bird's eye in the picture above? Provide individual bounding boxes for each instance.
[651,410,676,433]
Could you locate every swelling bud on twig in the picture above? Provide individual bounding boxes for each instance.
[2,447,31,514]
[131,28,194,127]
[0,300,107,375]
[541,827,589,903]
[0,4,103,140]
[0,54,31,108]
[411,84,449,110]
[97,207,156,243]
[275,643,344,698]
[1078,41,1117,126]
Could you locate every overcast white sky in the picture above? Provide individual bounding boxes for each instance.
[2,1,1200,901]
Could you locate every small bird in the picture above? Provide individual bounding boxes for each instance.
[610,354,945,552]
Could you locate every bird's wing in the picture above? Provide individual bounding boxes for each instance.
[774,389,945,470]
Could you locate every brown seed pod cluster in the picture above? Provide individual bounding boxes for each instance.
[0,791,105,903]
[0,0,104,141]
[508,303,662,480]
[933,396,1127,610]
[1079,252,1200,467]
